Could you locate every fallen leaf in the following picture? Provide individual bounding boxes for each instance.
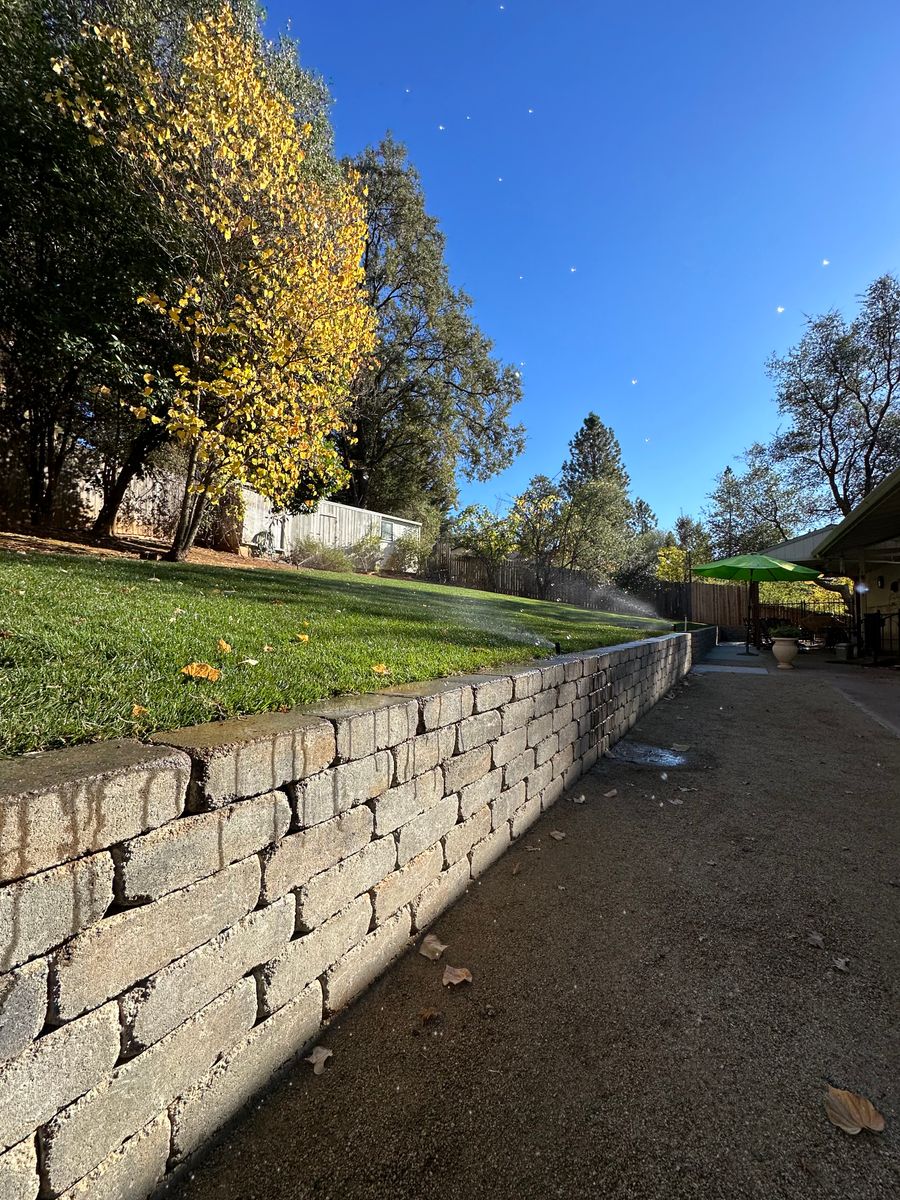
[807,931,825,949]
[305,1046,333,1076]
[442,965,473,987]
[419,933,448,961]
[180,662,221,682]
[604,789,618,798]
[217,638,232,654]
[511,862,522,876]
[131,704,148,718]
[0,629,12,639]
[549,830,566,841]
[294,633,309,643]
[671,743,691,752]
[371,662,391,676]
[573,794,586,804]
[420,1007,441,1025]
[262,644,274,652]
[824,1085,885,1135]
[833,956,850,972]
[239,658,259,666]
[525,844,541,852]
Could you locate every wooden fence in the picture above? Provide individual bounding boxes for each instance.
[654,579,848,631]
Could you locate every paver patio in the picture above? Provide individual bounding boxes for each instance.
[166,656,899,1200]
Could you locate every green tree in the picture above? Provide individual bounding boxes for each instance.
[560,412,629,496]
[336,136,525,514]
[766,273,900,517]
[450,504,519,588]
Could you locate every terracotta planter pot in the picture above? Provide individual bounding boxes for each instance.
[772,637,799,669]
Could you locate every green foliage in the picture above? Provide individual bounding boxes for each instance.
[0,549,669,755]
[452,505,519,561]
[287,537,353,573]
[560,413,629,495]
[335,136,525,514]
[345,531,382,573]
[383,532,423,574]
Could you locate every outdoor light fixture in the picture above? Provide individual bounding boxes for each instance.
[876,576,885,589]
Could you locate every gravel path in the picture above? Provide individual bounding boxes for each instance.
[168,667,899,1200]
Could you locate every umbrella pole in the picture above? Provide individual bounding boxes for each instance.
[740,574,753,655]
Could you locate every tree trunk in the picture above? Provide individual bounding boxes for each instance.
[92,428,167,537]
[165,447,212,561]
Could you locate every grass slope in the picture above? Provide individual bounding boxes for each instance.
[0,550,670,757]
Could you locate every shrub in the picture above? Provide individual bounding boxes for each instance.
[287,536,352,572]
[346,531,382,572]
[384,532,423,574]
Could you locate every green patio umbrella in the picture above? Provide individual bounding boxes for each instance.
[692,553,822,656]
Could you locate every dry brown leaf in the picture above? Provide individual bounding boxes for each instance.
[442,965,473,987]
[131,704,148,718]
[511,862,522,876]
[305,1046,333,1076]
[262,644,274,652]
[420,1007,441,1025]
[833,956,850,972]
[824,1085,885,1135]
[549,830,566,841]
[807,931,825,948]
[604,788,618,798]
[419,933,448,961]
[671,743,691,752]
[180,661,221,682]
[217,638,232,654]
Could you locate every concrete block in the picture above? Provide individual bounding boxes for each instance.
[296,837,396,932]
[510,796,542,838]
[55,1113,170,1200]
[455,710,501,753]
[526,714,553,748]
[170,983,322,1162]
[114,791,290,903]
[552,745,575,778]
[411,857,470,932]
[542,776,565,810]
[531,688,557,718]
[458,769,503,821]
[397,795,459,866]
[41,979,256,1195]
[0,1002,119,1153]
[443,805,490,866]
[51,857,260,1021]
[503,749,534,790]
[152,712,336,809]
[552,705,573,733]
[261,807,373,903]
[305,694,418,762]
[540,662,565,688]
[392,729,454,785]
[373,844,443,924]
[0,854,113,974]
[534,733,558,768]
[510,667,543,699]
[382,679,473,730]
[295,752,392,827]
[467,675,514,712]
[526,762,552,801]
[0,1138,38,1200]
[323,907,411,1014]
[120,898,294,1052]
[0,741,188,886]
[257,896,371,1017]
[557,681,577,706]
[442,745,491,794]
[500,698,534,734]
[492,724,528,771]
[0,959,47,1066]
[470,826,511,878]
[557,721,579,750]
[370,767,443,837]
[491,783,525,831]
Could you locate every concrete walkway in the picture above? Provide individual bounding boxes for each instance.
[167,664,900,1200]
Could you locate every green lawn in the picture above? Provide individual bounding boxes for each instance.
[0,550,671,757]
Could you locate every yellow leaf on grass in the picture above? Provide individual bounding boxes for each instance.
[217,638,232,653]
[824,1086,885,1135]
[181,661,221,682]
[371,663,390,676]
[131,705,148,718]
[294,633,309,643]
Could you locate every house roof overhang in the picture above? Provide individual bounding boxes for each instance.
[814,463,900,564]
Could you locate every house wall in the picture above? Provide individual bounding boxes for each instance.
[0,628,715,1200]
[241,493,421,557]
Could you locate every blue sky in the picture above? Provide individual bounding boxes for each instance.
[268,0,900,529]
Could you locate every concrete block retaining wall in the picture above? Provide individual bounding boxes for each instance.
[0,627,715,1199]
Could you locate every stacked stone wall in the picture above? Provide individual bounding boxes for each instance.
[0,626,715,1199]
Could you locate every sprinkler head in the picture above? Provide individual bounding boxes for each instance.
[554,641,562,655]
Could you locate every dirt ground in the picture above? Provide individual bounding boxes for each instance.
[0,528,294,572]
[164,664,899,1200]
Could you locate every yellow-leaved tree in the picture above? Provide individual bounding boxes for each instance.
[49,7,375,558]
